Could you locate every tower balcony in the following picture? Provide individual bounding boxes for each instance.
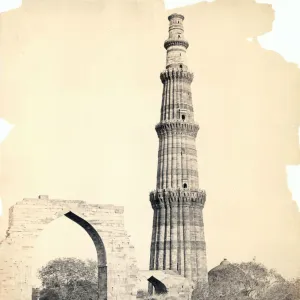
[149,188,206,208]
[168,13,185,21]
[164,39,189,50]
[155,120,199,138]
[160,68,193,83]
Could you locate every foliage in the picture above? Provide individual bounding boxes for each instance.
[39,288,60,300]
[192,259,300,300]
[38,257,98,300]
[262,279,300,300]
[191,281,210,300]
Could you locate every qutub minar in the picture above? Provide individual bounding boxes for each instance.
[149,13,208,286]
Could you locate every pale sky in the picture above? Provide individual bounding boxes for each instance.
[0,1,299,210]
[0,0,300,285]
[163,0,300,211]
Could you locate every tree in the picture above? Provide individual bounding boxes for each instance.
[38,257,98,300]
[262,278,300,300]
[191,259,300,300]
[39,288,61,300]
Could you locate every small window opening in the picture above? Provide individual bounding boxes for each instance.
[182,114,185,121]
[179,53,181,56]
[180,64,183,68]
[178,35,181,38]
[178,21,180,24]
[183,183,187,188]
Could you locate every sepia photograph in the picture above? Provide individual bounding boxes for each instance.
[0,0,300,299]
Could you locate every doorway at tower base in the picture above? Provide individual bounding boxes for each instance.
[135,270,193,300]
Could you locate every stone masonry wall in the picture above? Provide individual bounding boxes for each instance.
[0,195,138,300]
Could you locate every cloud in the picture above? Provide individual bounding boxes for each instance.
[256,0,300,67]
[0,118,14,216]
[286,165,300,211]
[0,0,22,13]
[0,119,14,144]
[164,0,214,10]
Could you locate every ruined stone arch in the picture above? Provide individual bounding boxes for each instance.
[64,211,107,300]
[0,197,138,300]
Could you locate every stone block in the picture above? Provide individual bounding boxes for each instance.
[0,196,138,300]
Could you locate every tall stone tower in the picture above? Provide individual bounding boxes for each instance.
[149,13,208,285]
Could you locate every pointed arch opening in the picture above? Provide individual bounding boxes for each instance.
[148,276,168,295]
[64,211,107,300]
[33,211,108,300]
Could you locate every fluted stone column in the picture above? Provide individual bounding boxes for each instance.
[183,202,192,280]
[157,203,166,269]
[178,199,184,274]
[162,135,167,189]
[165,203,171,269]
[170,201,178,271]
[172,134,177,188]
[167,133,172,187]
[149,207,158,270]
[190,202,197,282]
[149,13,208,287]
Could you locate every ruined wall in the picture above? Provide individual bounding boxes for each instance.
[0,195,138,300]
[136,270,193,300]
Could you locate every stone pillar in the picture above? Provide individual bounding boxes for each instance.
[198,208,208,283]
[178,133,182,186]
[194,205,207,283]
[190,202,197,282]
[161,80,166,122]
[167,133,172,187]
[172,133,177,188]
[162,135,168,189]
[149,207,158,270]
[98,266,107,300]
[185,135,190,187]
[157,137,162,190]
[149,13,208,286]
[167,77,171,120]
[182,135,187,185]
[158,137,165,189]
[178,199,185,275]
[172,75,175,119]
[170,201,178,271]
[176,132,181,188]
[183,202,192,280]
[165,202,171,269]
[157,203,166,269]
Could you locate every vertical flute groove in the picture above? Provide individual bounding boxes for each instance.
[149,13,208,288]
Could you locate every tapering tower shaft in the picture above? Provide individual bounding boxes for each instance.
[149,14,208,285]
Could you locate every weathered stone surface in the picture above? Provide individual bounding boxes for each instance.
[136,270,192,300]
[149,13,208,287]
[0,196,138,300]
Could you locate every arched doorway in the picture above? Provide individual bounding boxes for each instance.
[0,197,138,300]
[148,276,168,296]
[64,211,107,300]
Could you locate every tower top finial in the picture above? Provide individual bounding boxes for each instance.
[168,13,184,21]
